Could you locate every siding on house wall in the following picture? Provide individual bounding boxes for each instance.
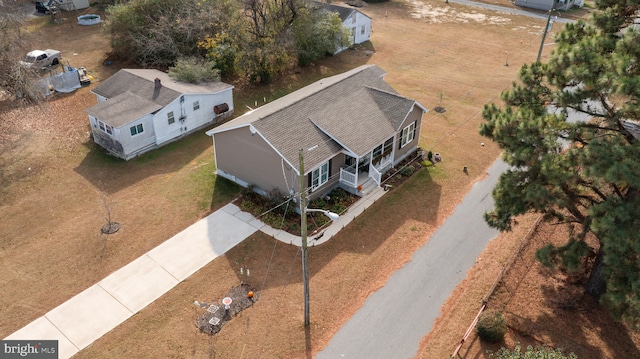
[214,126,296,196]
[214,126,344,201]
[394,106,423,164]
[153,100,183,145]
[345,12,371,45]
[154,91,233,145]
[355,12,371,44]
[514,0,574,11]
[89,115,125,157]
[89,114,155,160]
[306,155,342,201]
[119,114,156,157]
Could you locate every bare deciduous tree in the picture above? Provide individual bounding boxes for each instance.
[100,194,120,235]
[0,2,43,104]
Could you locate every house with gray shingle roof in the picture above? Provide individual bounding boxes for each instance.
[85,69,234,160]
[206,65,427,200]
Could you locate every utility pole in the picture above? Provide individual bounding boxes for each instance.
[537,3,555,62]
[299,148,310,327]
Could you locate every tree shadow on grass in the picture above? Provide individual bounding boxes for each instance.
[534,281,640,358]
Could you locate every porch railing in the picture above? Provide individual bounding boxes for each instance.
[340,166,357,186]
[370,159,393,185]
[370,164,383,185]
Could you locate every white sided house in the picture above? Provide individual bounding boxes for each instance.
[85,69,233,160]
[514,0,582,11]
[321,3,371,51]
[207,65,427,202]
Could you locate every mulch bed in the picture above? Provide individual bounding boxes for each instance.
[195,283,258,335]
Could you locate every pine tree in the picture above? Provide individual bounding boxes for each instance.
[481,0,640,326]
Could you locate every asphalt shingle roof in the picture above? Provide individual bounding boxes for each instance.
[211,65,424,171]
[85,91,162,128]
[321,3,355,22]
[91,70,180,107]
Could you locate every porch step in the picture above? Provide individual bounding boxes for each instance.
[359,178,378,195]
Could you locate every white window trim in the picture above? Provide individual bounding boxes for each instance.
[374,137,394,159]
[167,111,175,125]
[311,161,329,191]
[97,120,113,136]
[193,101,200,111]
[373,144,383,158]
[400,121,416,148]
[130,123,144,137]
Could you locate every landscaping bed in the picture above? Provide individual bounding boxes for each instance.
[235,187,359,236]
[235,149,427,236]
[195,283,258,335]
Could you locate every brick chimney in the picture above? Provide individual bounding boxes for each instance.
[154,78,161,89]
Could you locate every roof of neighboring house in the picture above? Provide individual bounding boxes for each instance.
[319,3,371,22]
[622,119,640,140]
[208,64,427,172]
[91,69,233,107]
[85,91,162,128]
[86,68,233,126]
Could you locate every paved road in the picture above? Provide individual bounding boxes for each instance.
[448,0,575,23]
[316,159,508,359]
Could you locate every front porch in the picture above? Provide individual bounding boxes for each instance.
[338,155,393,196]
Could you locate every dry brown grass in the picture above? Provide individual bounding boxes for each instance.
[431,217,640,359]
[4,1,638,358]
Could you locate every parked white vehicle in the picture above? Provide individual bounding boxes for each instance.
[21,49,62,70]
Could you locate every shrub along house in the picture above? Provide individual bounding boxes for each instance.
[206,65,427,201]
[85,69,233,160]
